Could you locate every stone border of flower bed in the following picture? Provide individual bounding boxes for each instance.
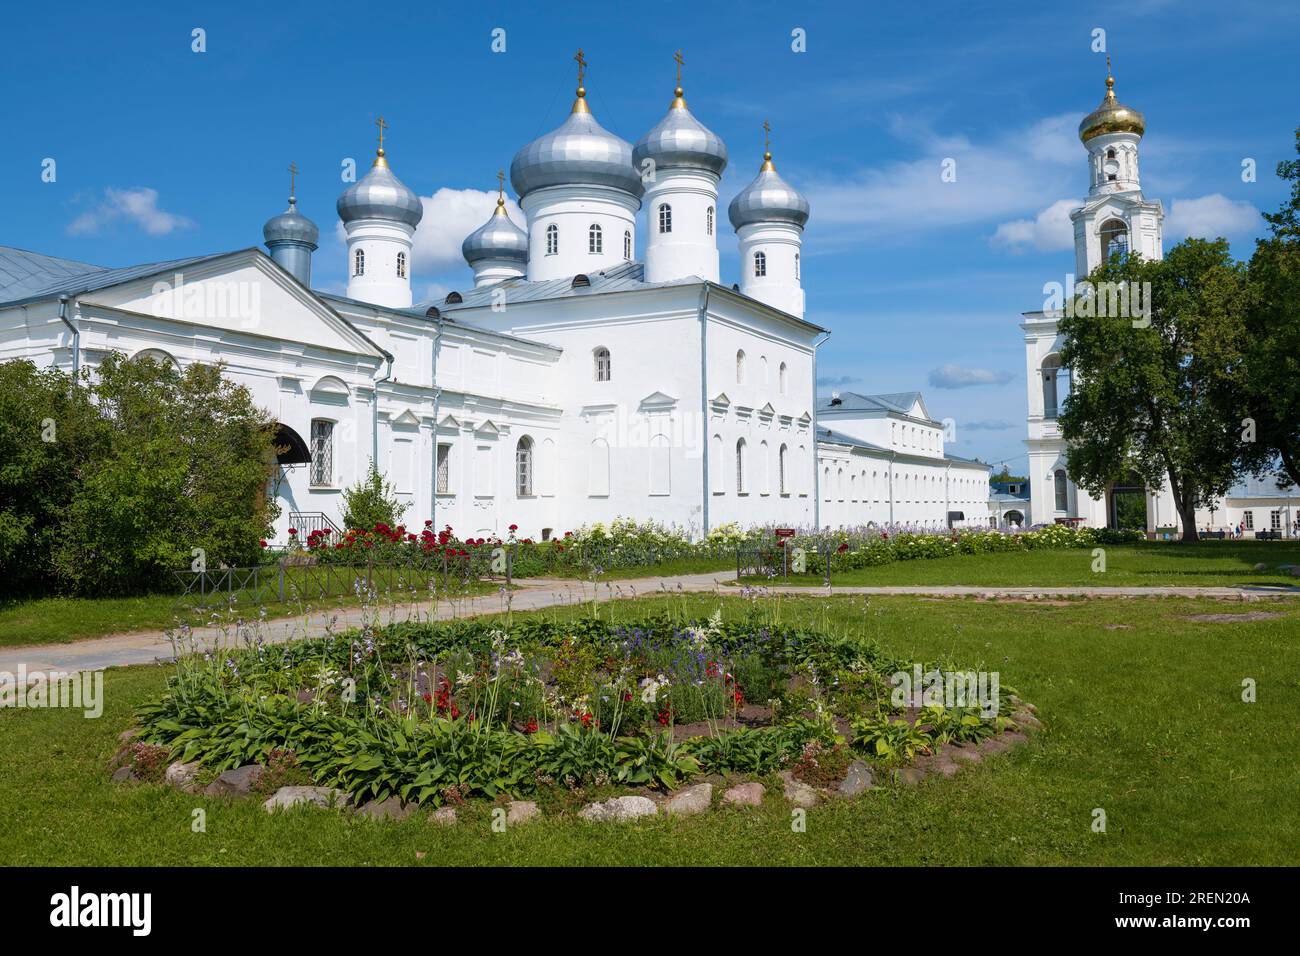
[108,700,1041,825]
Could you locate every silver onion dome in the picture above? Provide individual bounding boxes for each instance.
[727,152,810,230]
[632,88,728,178]
[510,88,643,199]
[462,197,529,264]
[337,150,424,228]
[263,196,319,247]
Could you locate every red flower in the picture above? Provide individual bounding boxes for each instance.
[509,524,518,532]
[259,539,268,548]
[287,528,297,536]
[525,718,538,733]
[838,542,849,552]
[424,519,433,527]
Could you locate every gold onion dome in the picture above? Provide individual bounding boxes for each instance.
[1078,66,1145,143]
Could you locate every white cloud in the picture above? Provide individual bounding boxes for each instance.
[67,187,192,236]
[991,198,1078,252]
[928,364,1014,389]
[1166,194,1259,240]
[412,188,525,274]
[800,112,1083,244]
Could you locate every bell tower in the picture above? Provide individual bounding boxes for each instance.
[1069,60,1164,276]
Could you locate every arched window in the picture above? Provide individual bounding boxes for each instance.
[735,439,747,494]
[1100,218,1128,261]
[1106,148,1116,160]
[545,223,558,255]
[623,230,631,260]
[779,361,788,394]
[794,252,800,280]
[706,206,714,236]
[779,444,788,494]
[593,346,611,382]
[1042,353,1064,419]
[353,248,365,277]
[760,355,768,384]
[1054,469,1068,511]
[396,251,406,278]
[753,251,766,277]
[516,437,534,497]
[735,349,746,384]
[658,204,672,233]
[588,223,602,254]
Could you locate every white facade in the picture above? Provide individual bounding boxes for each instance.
[1,67,986,544]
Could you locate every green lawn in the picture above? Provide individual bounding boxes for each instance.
[0,577,502,648]
[3,592,1297,865]
[750,541,1300,588]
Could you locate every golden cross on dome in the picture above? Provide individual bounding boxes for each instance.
[574,48,587,86]
[496,169,506,202]
[375,115,388,152]
[674,49,684,86]
[287,162,299,197]
[763,119,771,151]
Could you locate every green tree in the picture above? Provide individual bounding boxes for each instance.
[1239,127,1300,488]
[53,353,279,594]
[341,460,408,532]
[990,466,1028,484]
[0,360,105,593]
[1058,239,1246,542]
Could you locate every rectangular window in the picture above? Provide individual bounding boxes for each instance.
[1244,511,1253,530]
[474,445,493,497]
[1272,511,1282,530]
[310,420,334,487]
[436,443,451,494]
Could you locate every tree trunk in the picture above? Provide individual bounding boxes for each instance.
[1280,446,1300,491]
[1175,487,1200,543]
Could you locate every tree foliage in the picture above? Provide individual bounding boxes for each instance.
[1058,240,1247,541]
[0,353,280,596]
[0,360,105,592]
[1239,127,1300,488]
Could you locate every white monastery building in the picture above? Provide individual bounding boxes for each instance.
[0,57,989,542]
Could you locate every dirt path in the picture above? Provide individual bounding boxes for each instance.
[2,573,1296,679]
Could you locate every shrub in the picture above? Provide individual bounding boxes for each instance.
[341,462,409,533]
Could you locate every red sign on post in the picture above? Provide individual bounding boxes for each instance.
[775,528,796,539]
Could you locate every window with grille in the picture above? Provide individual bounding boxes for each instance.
[706,206,713,236]
[754,251,766,277]
[658,204,672,233]
[623,230,631,260]
[353,249,365,276]
[396,251,407,278]
[546,224,558,255]
[588,224,602,254]
[436,443,451,494]
[310,420,334,486]
[593,347,610,382]
[516,437,533,497]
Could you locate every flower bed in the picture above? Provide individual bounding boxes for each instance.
[125,612,1039,814]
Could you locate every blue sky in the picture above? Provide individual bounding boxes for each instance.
[2,0,1296,471]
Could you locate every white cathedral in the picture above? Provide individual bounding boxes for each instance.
[1,58,991,544]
